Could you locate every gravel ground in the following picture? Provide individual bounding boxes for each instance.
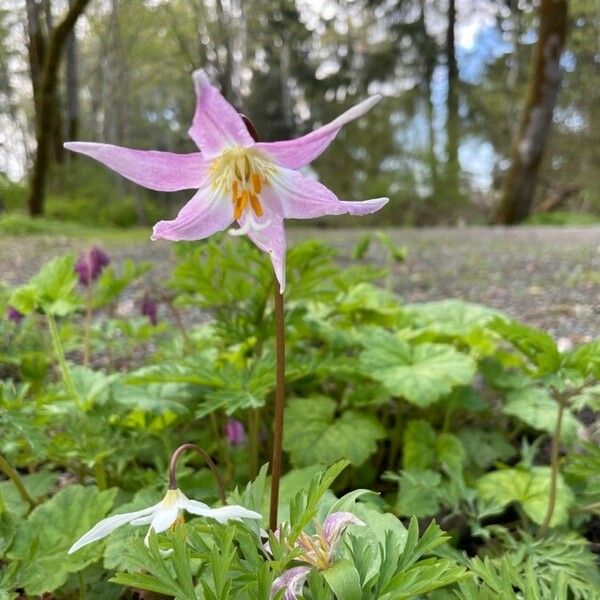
[1,226,598,342]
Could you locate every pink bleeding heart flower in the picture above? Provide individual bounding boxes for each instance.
[225,418,246,447]
[140,293,158,326]
[7,306,24,324]
[75,246,110,286]
[267,511,364,599]
[64,70,388,293]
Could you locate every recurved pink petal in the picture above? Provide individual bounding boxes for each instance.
[322,511,365,552]
[233,206,287,293]
[256,95,381,169]
[263,169,388,220]
[151,186,233,241]
[64,142,207,191]
[188,70,255,157]
[271,566,311,600]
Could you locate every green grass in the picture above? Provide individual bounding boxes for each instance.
[0,213,149,244]
[525,211,600,226]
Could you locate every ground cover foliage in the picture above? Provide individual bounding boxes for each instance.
[1,234,599,599]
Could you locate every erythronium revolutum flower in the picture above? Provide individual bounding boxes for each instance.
[64,70,389,293]
[69,443,261,555]
[269,512,364,599]
[68,488,261,554]
[271,567,312,600]
[75,246,110,286]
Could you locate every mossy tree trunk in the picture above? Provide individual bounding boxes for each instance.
[495,0,568,225]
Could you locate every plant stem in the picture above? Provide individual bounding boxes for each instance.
[573,500,600,514]
[269,282,286,532]
[83,283,93,367]
[78,570,86,600]
[538,399,564,537]
[93,461,107,490]
[168,443,226,503]
[47,313,82,410]
[0,453,37,510]
[248,408,260,480]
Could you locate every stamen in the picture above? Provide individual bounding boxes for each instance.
[251,173,262,193]
[250,193,263,217]
[209,147,276,226]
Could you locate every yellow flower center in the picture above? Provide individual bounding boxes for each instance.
[209,148,276,220]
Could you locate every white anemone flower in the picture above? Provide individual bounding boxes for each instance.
[68,487,262,554]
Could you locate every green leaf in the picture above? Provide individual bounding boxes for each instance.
[477,467,575,526]
[457,428,516,470]
[30,255,80,316]
[7,485,116,595]
[503,387,579,442]
[283,397,385,467]
[405,299,502,337]
[403,420,436,470]
[71,367,117,409]
[7,285,38,315]
[93,260,151,309]
[562,341,600,379]
[322,559,361,600]
[337,283,400,319]
[489,317,560,375]
[388,470,442,517]
[360,331,476,406]
[435,433,466,470]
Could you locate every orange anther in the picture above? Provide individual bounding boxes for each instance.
[251,173,262,194]
[250,193,263,217]
[233,198,242,220]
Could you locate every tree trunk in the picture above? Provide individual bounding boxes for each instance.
[25,0,45,119]
[43,0,65,164]
[27,0,91,216]
[444,0,462,207]
[65,0,80,145]
[496,0,568,225]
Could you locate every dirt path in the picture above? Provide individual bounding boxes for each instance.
[1,226,598,342]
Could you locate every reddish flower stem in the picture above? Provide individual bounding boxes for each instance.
[241,114,286,531]
[168,443,226,504]
[270,284,286,531]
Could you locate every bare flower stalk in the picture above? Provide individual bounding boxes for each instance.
[539,384,589,537]
[83,282,93,366]
[241,114,287,531]
[270,283,286,531]
[538,400,563,537]
[168,443,226,504]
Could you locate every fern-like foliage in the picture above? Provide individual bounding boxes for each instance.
[457,530,600,600]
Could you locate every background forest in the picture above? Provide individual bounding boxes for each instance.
[0,0,598,227]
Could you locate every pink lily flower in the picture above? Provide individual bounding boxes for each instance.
[64,70,388,292]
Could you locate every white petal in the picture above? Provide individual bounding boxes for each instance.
[201,505,263,523]
[181,495,262,524]
[129,514,155,526]
[180,497,212,516]
[148,491,181,534]
[68,504,158,554]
